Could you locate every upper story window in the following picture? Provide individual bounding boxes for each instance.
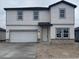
[59,8,65,18]
[17,10,23,20]
[33,10,39,20]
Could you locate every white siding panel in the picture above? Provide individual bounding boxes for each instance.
[50,3,74,24]
[7,26,38,30]
[6,10,50,25]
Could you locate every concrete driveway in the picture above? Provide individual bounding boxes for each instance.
[0,43,36,59]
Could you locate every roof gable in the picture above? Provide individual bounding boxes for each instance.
[49,0,77,8]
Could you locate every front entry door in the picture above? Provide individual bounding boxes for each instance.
[42,27,48,41]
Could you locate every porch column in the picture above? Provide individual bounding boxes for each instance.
[37,26,41,42]
[6,29,10,42]
[50,26,55,43]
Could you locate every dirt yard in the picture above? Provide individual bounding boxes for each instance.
[36,42,79,59]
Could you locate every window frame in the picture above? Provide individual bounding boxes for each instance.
[56,28,62,38]
[33,10,39,20]
[17,10,23,20]
[59,8,66,18]
[56,28,69,39]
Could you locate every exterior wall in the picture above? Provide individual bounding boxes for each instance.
[50,3,74,24]
[50,25,75,39]
[0,31,6,40]
[6,10,50,25]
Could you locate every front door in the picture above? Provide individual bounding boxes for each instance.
[42,27,48,42]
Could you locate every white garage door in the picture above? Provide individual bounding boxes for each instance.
[10,31,37,42]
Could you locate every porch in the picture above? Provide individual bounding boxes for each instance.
[38,22,52,42]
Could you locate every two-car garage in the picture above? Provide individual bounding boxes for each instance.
[10,30,37,42]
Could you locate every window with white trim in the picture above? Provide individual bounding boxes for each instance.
[59,8,65,18]
[56,28,69,38]
[17,10,23,20]
[33,10,39,20]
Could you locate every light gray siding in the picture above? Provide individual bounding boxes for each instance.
[6,10,50,25]
[50,3,74,24]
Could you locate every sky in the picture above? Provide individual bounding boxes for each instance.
[0,0,79,29]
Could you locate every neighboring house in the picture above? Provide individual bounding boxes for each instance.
[4,0,77,43]
[0,28,6,41]
[75,27,79,42]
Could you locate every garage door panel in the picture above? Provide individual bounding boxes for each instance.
[10,31,37,42]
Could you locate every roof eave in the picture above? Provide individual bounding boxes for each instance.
[4,7,49,10]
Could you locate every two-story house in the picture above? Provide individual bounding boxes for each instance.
[4,0,77,43]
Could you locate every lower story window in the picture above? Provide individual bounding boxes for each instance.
[56,28,69,38]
